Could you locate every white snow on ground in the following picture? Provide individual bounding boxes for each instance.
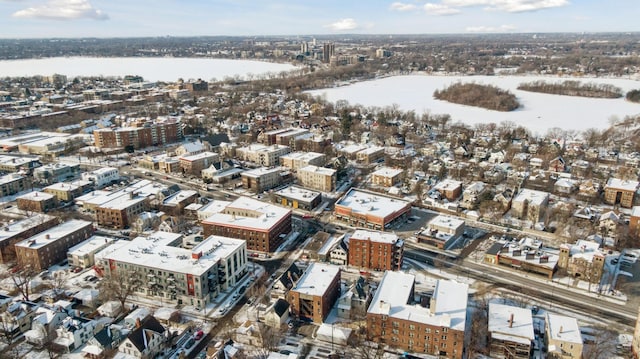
[307,74,640,135]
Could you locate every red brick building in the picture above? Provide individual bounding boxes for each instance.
[348,230,403,271]
[288,263,340,323]
[93,118,181,150]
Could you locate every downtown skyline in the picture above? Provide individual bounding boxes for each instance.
[0,0,637,39]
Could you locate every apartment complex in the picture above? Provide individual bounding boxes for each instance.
[93,118,181,150]
[16,191,57,213]
[44,182,83,202]
[371,167,404,187]
[261,128,310,146]
[433,179,463,201]
[241,167,286,193]
[15,220,94,271]
[202,197,292,252]
[366,272,468,358]
[96,191,150,229]
[604,178,639,208]
[280,151,326,171]
[0,213,59,263]
[81,167,119,189]
[179,151,219,176]
[0,174,28,197]
[348,230,403,271]
[545,313,583,359]
[236,144,290,167]
[488,303,534,359]
[34,163,81,184]
[335,189,412,230]
[512,189,550,223]
[96,232,247,308]
[67,236,116,268]
[288,263,340,323]
[297,165,336,192]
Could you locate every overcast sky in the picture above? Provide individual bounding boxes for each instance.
[0,0,637,38]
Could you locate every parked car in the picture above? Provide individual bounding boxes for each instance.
[185,338,196,349]
[194,330,204,340]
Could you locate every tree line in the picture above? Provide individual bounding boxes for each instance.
[626,89,640,103]
[433,82,521,112]
[518,80,623,98]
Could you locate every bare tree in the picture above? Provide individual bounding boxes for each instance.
[346,326,385,359]
[251,323,284,359]
[582,328,617,359]
[10,265,37,301]
[98,269,143,310]
[47,271,68,297]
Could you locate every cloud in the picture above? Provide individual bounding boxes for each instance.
[465,24,516,32]
[442,0,569,13]
[325,18,359,31]
[390,2,418,11]
[12,0,108,20]
[424,3,461,15]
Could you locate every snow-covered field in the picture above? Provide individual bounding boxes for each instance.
[306,74,640,135]
[0,57,297,82]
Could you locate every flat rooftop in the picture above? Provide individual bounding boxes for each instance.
[606,178,639,192]
[242,166,284,178]
[513,188,549,206]
[336,188,411,220]
[98,193,146,211]
[299,165,336,176]
[15,220,92,250]
[489,303,534,345]
[291,262,340,297]
[179,151,218,162]
[67,236,116,256]
[547,313,582,344]
[275,185,320,203]
[280,151,324,162]
[372,167,404,178]
[44,182,80,192]
[0,173,24,185]
[162,190,198,206]
[350,230,400,245]
[17,191,55,202]
[203,196,291,231]
[0,213,57,244]
[429,215,465,229]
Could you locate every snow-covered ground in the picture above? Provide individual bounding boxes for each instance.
[306,74,640,135]
[0,57,297,82]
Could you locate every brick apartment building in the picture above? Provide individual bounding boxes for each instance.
[371,167,404,187]
[202,197,292,252]
[604,178,639,208]
[0,214,59,263]
[93,118,181,150]
[96,192,150,229]
[179,151,219,176]
[16,191,58,213]
[15,220,94,271]
[288,263,340,323]
[348,230,403,271]
[297,165,336,192]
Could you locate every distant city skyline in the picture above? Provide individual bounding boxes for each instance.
[0,0,637,39]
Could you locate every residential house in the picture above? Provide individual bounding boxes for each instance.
[118,316,166,359]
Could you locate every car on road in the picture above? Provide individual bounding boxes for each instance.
[194,330,204,340]
[185,338,196,349]
[72,266,83,273]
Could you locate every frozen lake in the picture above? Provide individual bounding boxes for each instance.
[307,75,640,134]
[0,57,297,82]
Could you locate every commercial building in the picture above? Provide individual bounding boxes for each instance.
[348,230,403,271]
[488,303,534,359]
[16,191,57,213]
[179,151,219,176]
[82,167,119,189]
[512,189,550,223]
[236,144,290,167]
[288,263,340,323]
[604,178,639,208]
[484,237,558,279]
[0,213,59,263]
[43,182,83,202]
[202,197,292,252]
[15,220,94,271]
[334,189,412,230]
[96,232,247,307]
[297,165,336,192]
[241,167,287,193]
[417,215,465,249]
[34,163,81,184]
[96,191,150,229]
[366,272,468,358]
[0,173,28,197]
[280,151,326,171]
[545,313,583,359]
[371,167,404,187]
[558,240,605,284]
[274,185,321,211]
[67,236,116,269]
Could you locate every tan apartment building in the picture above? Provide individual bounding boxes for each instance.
[179,151,219,176]
[16,191,58,213]
[96,192,150,229]
[0,174,27,197]
[512,189,550,223]
[236,144,290,167]
[348,230,403,271]
[43,182,83,202]
[367,272,468,358]
[604,178,639,208]
[297,165,336,192]
[545,313,583,359]
[280,151,326,171]
[0,213,59,263]
[371,167,404,187]
[241,167,285,193]
[335,189,412,230]
[15,220,94,271]
[288,263,340,323]
[356,146,385,164]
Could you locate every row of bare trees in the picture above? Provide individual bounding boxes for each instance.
[518,80,623,98]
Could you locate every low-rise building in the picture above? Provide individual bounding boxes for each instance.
[461,181,487,210]
[297,165,336,192]
[43,182,83,202]
[0,173,28,196]
[335,188,412,230]
[558,240,605,284]
[15,220,94,271]
[82,167,119,189]
[236,143,290,167]
[280,151,326,171]
[202,197,291,252]
[274,185,321,211]
[356,146,385,164]
[512,189,549,223]
[433,179,463,201]
[0,213,59,263]
[545,313,583,359]
[371,167,404,187]
[348,230,403,271]
[366,272,468,358]
[179,151,220,176]
[16,191,57,213]
[67,236,116,268]
[417,215,464,249]
[118,315,166,359]
[34,163,81,184]
[288,263,341,323]
[53,316,97,352]
[96,191,149,229]
[158,190,198,216]
[241,167,286,193]
[488,303,534,359]
[604,178,639,208]
[484,237,558,279]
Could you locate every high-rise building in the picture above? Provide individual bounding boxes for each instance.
[323,43,335,63]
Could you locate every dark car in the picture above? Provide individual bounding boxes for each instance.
[185,338,196,349]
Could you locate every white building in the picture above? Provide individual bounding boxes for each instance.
[82,167,119,189]
[67,236,116,268]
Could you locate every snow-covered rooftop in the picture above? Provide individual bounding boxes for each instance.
[274,185,320,203]
[488,303,534,345]
[563,239,603,262]
[606,178,639,192]
[351,229,400,245]
[162,190,198,206]
[17,191,55,202]
[428,215,465,230]
[372,166,404,178]
[513,188,549,206]
[291,262,340,297]
[280,151,324,162]
[299,165,336,176]
[67,236,116,256]
[202,196,291,231]
[242,166,284,178]
[547,313,582,344]
[179,151,218,162]
[44,182,80,192]
[0,213,56,243]
[336,188,411,219]
[15,220,92,250]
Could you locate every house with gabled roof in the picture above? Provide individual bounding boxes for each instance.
[118,315,166,359]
